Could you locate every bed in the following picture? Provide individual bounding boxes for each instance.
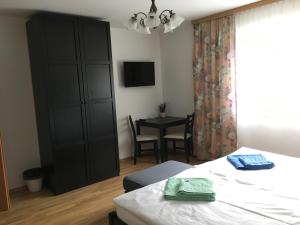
[113,147,300,225]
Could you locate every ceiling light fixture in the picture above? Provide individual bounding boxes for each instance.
[125,0,184,34]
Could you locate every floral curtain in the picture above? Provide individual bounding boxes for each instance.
[193,16,237,161]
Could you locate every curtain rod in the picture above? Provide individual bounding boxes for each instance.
[192,0,282,24]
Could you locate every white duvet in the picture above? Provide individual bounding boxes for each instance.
[114,147,300,225]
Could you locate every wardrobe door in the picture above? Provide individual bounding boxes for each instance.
[79,19,118,183]
[44,17,77,63]
[44,16,88,192]
[79,19,110,62]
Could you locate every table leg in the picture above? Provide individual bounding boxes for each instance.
[160,128,166,162]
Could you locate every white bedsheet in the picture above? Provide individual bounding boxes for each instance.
[116,205,150,225]
[114,147,300,225]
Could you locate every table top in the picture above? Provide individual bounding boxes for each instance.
[138,116,186,128]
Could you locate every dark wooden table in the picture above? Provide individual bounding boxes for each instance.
[136,116,186,162]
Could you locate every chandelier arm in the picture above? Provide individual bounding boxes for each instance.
[159,10,173,19]
[133,12,148,26]
[159,10,175,24]
[134,12,148,19]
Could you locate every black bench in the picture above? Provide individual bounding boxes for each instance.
[123,160,193,192]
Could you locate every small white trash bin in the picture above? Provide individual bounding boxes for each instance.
[23,168,43,192]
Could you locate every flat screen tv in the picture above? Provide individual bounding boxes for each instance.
[124,62,155,87]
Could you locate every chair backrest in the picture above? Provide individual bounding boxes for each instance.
[184,113,195,139]
[128,115,137,143]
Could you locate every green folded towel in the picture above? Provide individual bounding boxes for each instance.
[164,177,215,201]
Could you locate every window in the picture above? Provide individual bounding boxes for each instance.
[236,1,300,128]
[236,0,300,154]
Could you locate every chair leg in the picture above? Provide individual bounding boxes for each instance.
[184,141,190,163]
[154,141,159,164]
[138,143,142,156]
[134,143,138,165]
[190,137,194,156]
[188,139,192,156]
[173,140,176,155]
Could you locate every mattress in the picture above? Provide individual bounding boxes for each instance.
[116,205,149,225]
[114,147,300,225]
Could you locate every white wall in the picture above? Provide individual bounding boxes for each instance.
[160,22,194,117]
[110,27,163,159]
[0,16,40,189]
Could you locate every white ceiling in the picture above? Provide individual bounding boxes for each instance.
[0,0,259,26]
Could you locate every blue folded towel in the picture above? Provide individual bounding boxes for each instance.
[239,154,274,170]
[227,155,245,169]
[227,154,274,170]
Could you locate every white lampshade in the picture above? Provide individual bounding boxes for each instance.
[164,22,174,33]
[137,23,151,34]
[145,12,160,28]
[169,13,184,29]
[125,17,138,30]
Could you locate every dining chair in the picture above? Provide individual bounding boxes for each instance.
[128,115,159,165]
[163,113,195,163]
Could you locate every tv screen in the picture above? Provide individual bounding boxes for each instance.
[124,62,155,87]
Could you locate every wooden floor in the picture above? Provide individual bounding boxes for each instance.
[0,154,201,225]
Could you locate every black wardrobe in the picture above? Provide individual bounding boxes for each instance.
[26,13,119,194]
